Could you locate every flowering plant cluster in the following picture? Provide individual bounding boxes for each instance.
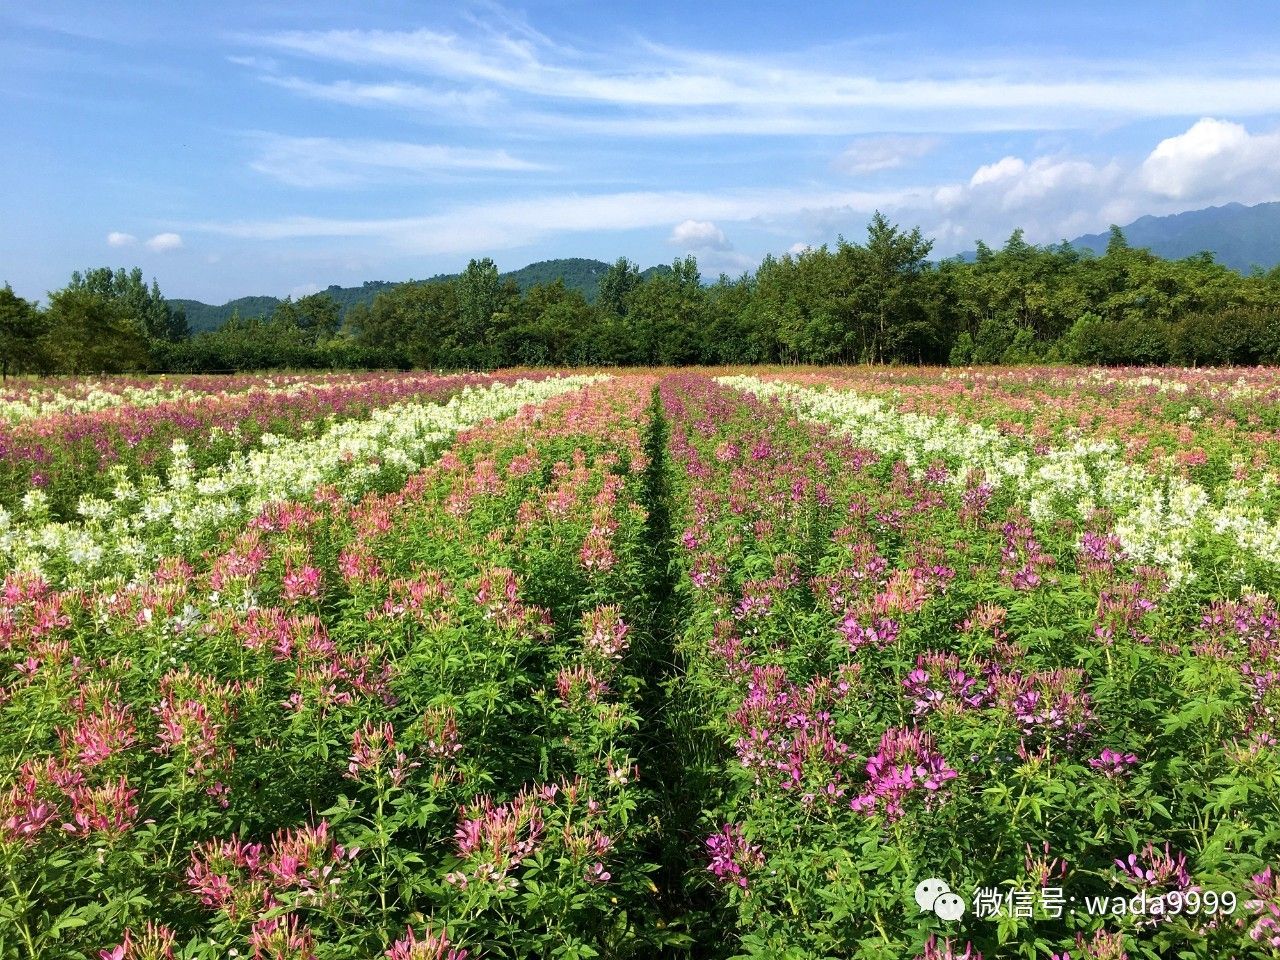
[4,367,1280,960]
[0,371,498,519]
[0,374,676,959]
[660,372,1280,960]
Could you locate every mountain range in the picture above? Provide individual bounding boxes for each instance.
[173,201,1280,332]
[1069,201,1280,271]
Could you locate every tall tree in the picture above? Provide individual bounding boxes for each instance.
[456,258,502,350]
[857,212,934,363]
[597,257,641,317]
[67,267,173,342]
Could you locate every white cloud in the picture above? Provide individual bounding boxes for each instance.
[911,153,1123,250]
[226,54,279,71]
[969,156,1026,186]
[669,219,730,250]
[788,242,812,255]
[248,134,545,188]
[106,231,137,247]
[894,117,1280,254]
[1140,117,1280,200]
[145,232,183,252]
[290,282,322,298]
[834,135,938,175]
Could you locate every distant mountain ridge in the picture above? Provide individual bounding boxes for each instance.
[1069,201,1280,272]
[172,258,670,333]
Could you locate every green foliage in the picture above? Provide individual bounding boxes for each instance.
[1168,305,1280,366]
[42,286,151,373]
[0,284,46,377]
[19,215,1280,373]
[597,257,641,319]
[66,267,182,342]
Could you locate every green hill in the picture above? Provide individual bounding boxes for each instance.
[171,257,661,332]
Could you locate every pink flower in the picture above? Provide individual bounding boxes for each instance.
[706,823,763,889]
[385,924,469,960]
[99,922,176,960]
[421,706,463,761]
[61,777,138,837]
[916,936,982,960]
[582,605,629,661]
[850,726,957,821]
[1088,748,1139,777]
[63,697,138,767]
[1114,842,1191,890]
[281,564,323,604]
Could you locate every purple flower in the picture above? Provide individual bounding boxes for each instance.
[1115,842,1191,890]
[850,726,957,821]
[1088,748,1139,777]
[706,823,763,889]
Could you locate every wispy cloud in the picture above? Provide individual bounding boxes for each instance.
[106,231,137,247]
[189,118,1280,261]
[188,186,907,255]
[260,75,500,114]
[834,135,939,175]
[241,25,1280,132]
[248,134,546,188]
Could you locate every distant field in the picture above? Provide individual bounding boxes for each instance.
[3,366,1280,960]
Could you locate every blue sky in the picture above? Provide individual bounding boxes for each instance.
[4,1,1280,303]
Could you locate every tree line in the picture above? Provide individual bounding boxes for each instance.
[5,213,1280,376]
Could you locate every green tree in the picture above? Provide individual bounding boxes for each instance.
[626,256,707,365]
[42,286,150,373]
[67,267,176,342]
[0,285,45,378]
[855,212,935,363]
[457,258,502,351]
[597,257,641,318]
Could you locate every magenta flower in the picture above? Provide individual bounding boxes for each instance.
[850,726,957,821]
[1088,748,1139,777]
[1244,865,1280,948]
[706,823,764,889]
[916,936,982,960]
[385,924,469,960]
[1114,842,1191,890]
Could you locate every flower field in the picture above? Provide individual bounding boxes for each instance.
[3,367,1280,960]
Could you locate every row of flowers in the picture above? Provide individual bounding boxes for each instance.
[0,375,600,587]
[721,375,1280,591]
[0,372,532,520]
[0,372,430,423]
[767,365,1280,489]
[665,373,1280,959]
